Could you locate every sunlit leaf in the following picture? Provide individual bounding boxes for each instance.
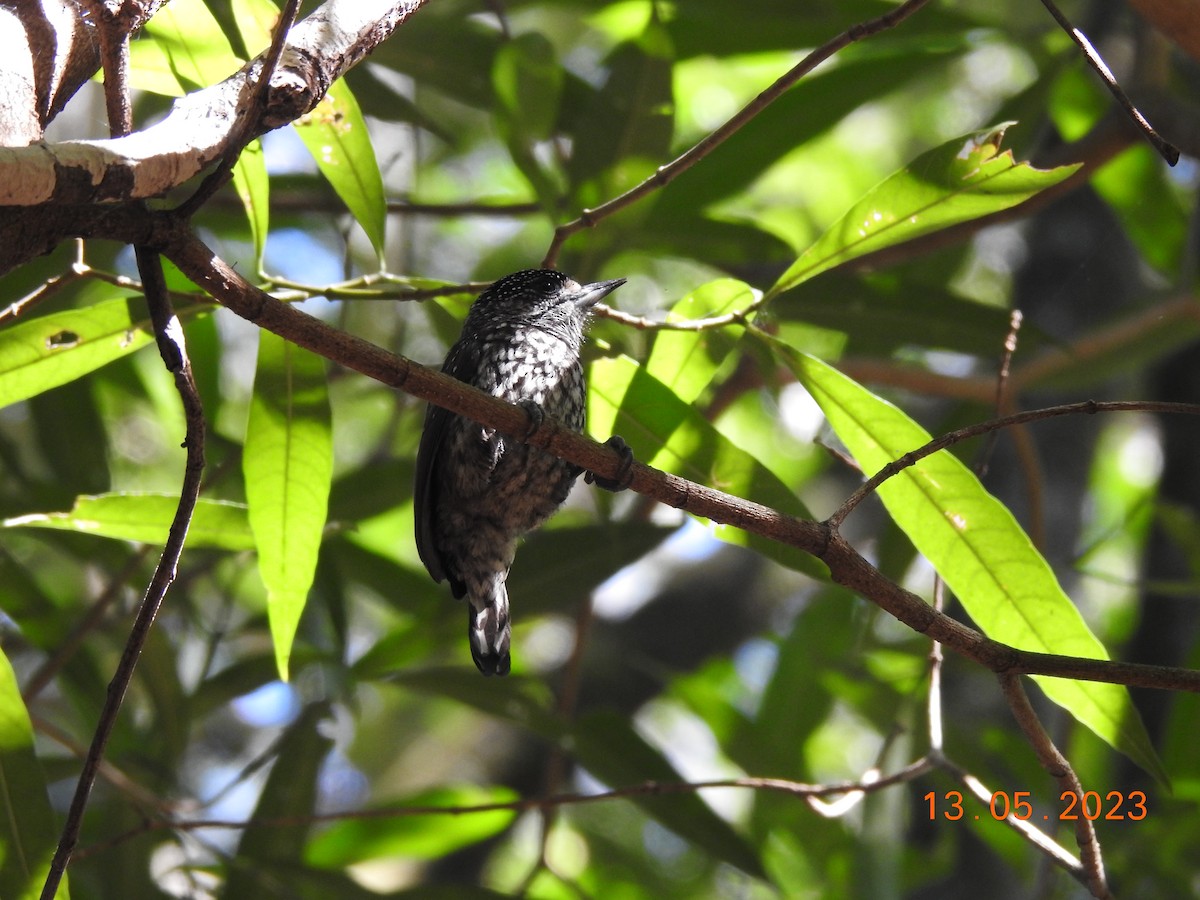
[233,0,285,53]
[232,139,270,270]
[589,355,824,577]
[128,0,242,94]
[783,347,1166,783]
[493,32,565,207]
[768,124,1082,298]
[0,650,69,899]
[2,493,254,550]
[245,332,333,680]
[292,80,387,260]
[644,279,753,406]
[0,298,191,408]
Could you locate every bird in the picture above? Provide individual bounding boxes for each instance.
[413,269,630,675]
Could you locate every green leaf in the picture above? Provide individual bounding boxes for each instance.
[232,0,285,54]
[644,279,752,406]
[232,139,270,271]
[3,493,254,550]
[306,785,519,866]
[777,271,1038,358]
[566,22,674,197]
[292,80,387,260]
[768,124,1082,298]
[665,40,964,214]
[571,710,765,879]
[225,703,332,897]
[1091,145,1187,276]
[509,522,674,618]
[0,650,70,900]
[784,348,1166,783]
[389,668,561,738]
[493,32,565,207]
[588,355,824,577]
[128,0,242,95]
[0,298,166,408]
[245,332,333,681]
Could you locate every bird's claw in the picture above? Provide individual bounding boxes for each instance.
[517,399,545,440]
[586,435,634,492]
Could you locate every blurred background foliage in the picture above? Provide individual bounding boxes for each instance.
[2,0,1199,897]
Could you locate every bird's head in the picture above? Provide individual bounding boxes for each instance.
[469,269,625,337]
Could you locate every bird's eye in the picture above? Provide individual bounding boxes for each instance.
[530,271,565,296]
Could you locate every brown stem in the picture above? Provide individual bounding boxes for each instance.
[1039,0,1178,164]
[40,249,206,900]
[999,674,1111,898]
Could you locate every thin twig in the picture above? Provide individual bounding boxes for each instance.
[541,0,935,267]
[30,713,174,815]
[263,273,491,302]
[595,302,753,331]
[81,0,133,137]
[927,580,946,753]
[40,249,206,900]
[828,399,1200,529]
[84,766,937,855]
[998,674,1111,898]
[975,309,1024,479]
[1039,0,1178,165]
[938,757,1089,884]
[0,269,82,323]
[808,727,909,817]
[922,312,1025,750]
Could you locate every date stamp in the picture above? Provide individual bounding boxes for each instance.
[925,790,1147,822]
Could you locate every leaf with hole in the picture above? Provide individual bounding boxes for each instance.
[768,124,1081,298]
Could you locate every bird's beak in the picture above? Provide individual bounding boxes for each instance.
[570,277,626,309]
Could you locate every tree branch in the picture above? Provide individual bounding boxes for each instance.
[145,222,1200,697]
[0,0,429,210]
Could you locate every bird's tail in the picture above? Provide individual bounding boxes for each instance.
[467,579,511,676]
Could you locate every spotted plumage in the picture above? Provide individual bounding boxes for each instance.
[414,269,626,675]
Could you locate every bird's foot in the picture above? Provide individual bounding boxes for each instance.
[586,435,635,492]
[517,398,545,440]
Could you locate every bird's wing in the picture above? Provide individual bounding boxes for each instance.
[414,339,492,594]
[413,397,451,585]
